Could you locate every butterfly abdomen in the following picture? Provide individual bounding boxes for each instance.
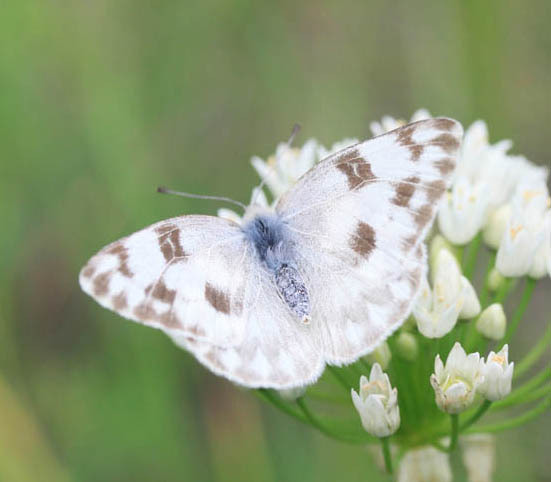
[243,214,311,321]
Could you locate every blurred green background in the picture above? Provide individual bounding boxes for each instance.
[1,1,550,481]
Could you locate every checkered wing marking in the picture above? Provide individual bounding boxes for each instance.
[276,118,463,364]
[79,215,323,388]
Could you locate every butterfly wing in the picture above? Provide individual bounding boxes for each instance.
[276,118,463,364]
[79,215,324,388]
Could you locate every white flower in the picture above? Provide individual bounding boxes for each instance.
[369,109,431,137]
[496,180,550,277]
[217,187,270,225]
[414,249,480,338]
[365,341,392,370]
[476,303,506,340]
[430,342,484,413]
[546,211,551,278]
[397,446,452,482]
[251,138,320,199]
[461,434,495,482]
[351,363,400,437]
[478,345,514,401]
[438,176,490,245]
[483,203,512,249]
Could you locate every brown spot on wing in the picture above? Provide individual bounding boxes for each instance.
[156,224,188,262]
[431,133,460,154]
[425,179,446,203]
[396,124,424,161]
[112,292,128,310]
[134,302,156,320]
[335,149,375,190]
[150,279,176,304]
[81,265,96,279]
[93,271,111,296]
[350,222,376,259]
[107,243,133,277]
[434,158,455,175]
[401,234,418,252]
[205,283,231,315]
[432,118,457,131]
[392,176,420,207]
[413,204,432,228]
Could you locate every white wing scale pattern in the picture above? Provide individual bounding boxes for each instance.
[80,118,462,388]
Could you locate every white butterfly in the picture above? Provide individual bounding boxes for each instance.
[79,118,463,389]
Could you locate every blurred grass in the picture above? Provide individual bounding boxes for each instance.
[1,0,549,480]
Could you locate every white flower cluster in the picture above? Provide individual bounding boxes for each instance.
[413,245,480,338]
[370,111,551,279]
[218,135,358,224]
[430,343,513,413]
[440,120,550,278]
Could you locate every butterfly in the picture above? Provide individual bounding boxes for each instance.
[79,118,462,389]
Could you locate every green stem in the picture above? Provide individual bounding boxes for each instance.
[448,414,459,452]
[502,278,536,345]
[496,367,551,408]
[480,251,497,306]
[435,414,460,453]
[381,437,393,475]
[492,384,550,410]
[327,365,352,393]
[464,251,496,349]
[494,277,514,303]
[460,399,492,431]
[463,232,482,279]
[466,396,551,434]
[256,389,307,424]
[514,323,551,379]
[295,397,373,445]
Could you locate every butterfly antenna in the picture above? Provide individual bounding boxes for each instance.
[251,123,301,206]
[287,123,301,147]
[157,186,247,212]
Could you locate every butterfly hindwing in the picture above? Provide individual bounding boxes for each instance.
[80,215,324,388]
[276,118,462,363]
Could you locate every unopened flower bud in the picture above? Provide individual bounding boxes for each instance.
[483,204,512,249]
[365,341,392,370]
[395,331,418,361]
[486,268,506,292]
[478,345,514,401]
[476,304,506,340]
[351,364,400,437]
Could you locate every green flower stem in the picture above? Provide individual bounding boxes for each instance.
[256,389,308,424]
[381,437,393,475]
[466,396,551,434]
[434,414,460,453]
[448,414,459,452]
[463,251,496,349]
[492,384,550,411]
[460,399,492,431]
[307,390,349,404]
[494,277,514,303]
[295,397,374,445]
[479,251,497,307]
[463,232,482,279]
[502,277,537,345]
[327,365,353,393]
[495,367,551,408]
[514,323,551,379]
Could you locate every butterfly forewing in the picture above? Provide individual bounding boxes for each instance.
[276,118,462,363]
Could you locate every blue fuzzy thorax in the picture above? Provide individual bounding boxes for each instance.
[242,214,294,271]
[242,214,311,321]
